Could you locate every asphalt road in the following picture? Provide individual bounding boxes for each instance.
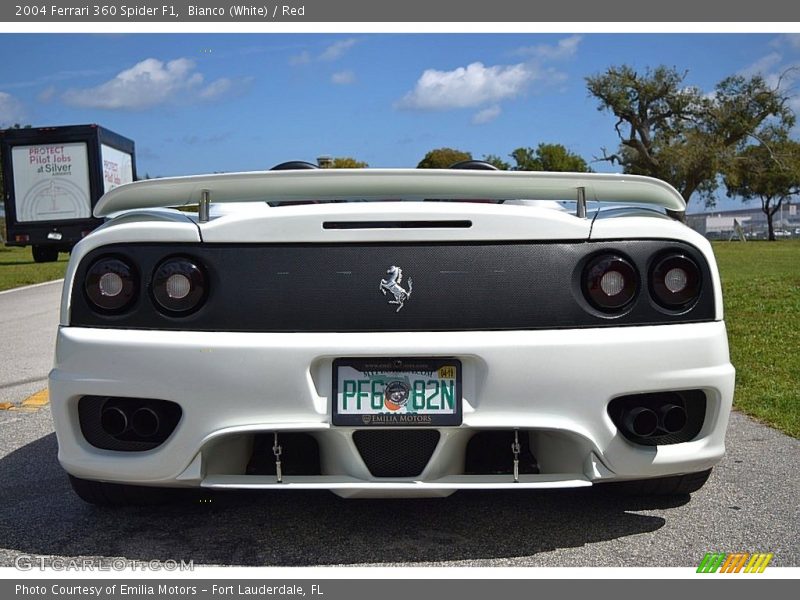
[0,281,797,568]
[0,280,61,404]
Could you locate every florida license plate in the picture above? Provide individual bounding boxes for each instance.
[332,358,462,426]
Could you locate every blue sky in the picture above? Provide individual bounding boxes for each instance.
[1,33,799,212]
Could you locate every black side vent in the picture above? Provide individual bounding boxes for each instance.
[78,396,182,452]
[608,390,707,446]
[465,430,539,475]
[353,430,440,477]
[323,220,472,229]
[246,433,321,476]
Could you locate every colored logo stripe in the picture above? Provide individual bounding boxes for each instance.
[697,552,773,573]
[697,553,726,573]
[745,553,773,573]
[720,553,749,573]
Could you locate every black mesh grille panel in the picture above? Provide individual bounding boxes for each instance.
[69,240,716,332]
[353,430,440,477]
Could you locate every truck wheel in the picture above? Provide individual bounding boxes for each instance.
[68,475,177,506]
[32,245,59,263]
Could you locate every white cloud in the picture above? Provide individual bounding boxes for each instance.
[513,35,583,61]
[787,34,800,49]
[199,77,232,99]
[331,70,356,85]
[738,52,783,79]
[319,38,357,61]
[770,34,800,50]
[472,105,502,125]
[289,51,311,66]
[0,68,109,91]
[38,85,56,103]
[736,47,800,130]
[0,92,26,125]
[61,58,237,110]
[396,36,583,116]
[737,52,800,106]
[397,62,530,110]
[290,38,358,66]
[182,132,232,145]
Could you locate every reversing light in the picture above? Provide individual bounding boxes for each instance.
[650,254,701,310]
[582,254,638,312]
[151,257,207,314]
[84,257,138,312]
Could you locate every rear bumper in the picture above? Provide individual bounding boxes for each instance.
[50,322,735,498]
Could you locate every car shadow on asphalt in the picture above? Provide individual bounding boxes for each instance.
[0,434,689,566]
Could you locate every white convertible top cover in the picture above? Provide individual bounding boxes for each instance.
[94,169,686,217]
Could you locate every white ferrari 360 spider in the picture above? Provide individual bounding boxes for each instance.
[49,162,735,505]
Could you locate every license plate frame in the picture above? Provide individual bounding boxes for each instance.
[332,357,462,427]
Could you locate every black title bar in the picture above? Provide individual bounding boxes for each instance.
[3,0,800,22]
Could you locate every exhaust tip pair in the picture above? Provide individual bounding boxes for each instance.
[100,405,161,438]
[623,404,688,438]
[608,390,706,447]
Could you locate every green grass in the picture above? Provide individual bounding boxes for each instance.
[0,217,69,291]
[0,245,69,291]
[713,240,800,438]
[0,218,69,291]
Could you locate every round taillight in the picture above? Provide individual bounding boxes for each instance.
[151,257,207,314]
[84,257,138,312]
[583,254,638,312]
[650,254,701,310]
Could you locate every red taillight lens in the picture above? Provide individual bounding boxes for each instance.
[84,257,138,313]
[583,254,638,312]
[650,254,701,310]
[151,257,207,315]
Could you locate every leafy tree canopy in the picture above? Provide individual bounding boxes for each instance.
[723,128,800,240]
[586,65,795,207]
[417,147,472,169]
[331,157,369,168]
[482,154,511,170]
[509,143,591,172]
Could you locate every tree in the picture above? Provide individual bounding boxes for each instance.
[723,130,800,241]
[417,148,471,169]
[586,65,795,215]
[331,157,368,168]
[482,154,510,170]
[509,143,591,172]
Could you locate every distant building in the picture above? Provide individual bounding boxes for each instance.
[687,201,799,239]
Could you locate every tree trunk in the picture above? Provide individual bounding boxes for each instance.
[766,210,775,241]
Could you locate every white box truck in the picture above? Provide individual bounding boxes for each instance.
[1,124,136,262]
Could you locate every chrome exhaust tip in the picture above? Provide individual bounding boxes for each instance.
[131,407,160,438]
[623,407,658,437]
[658,404,688,434]
[100,406,128,436]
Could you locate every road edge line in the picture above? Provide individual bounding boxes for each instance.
[0,279,64,296]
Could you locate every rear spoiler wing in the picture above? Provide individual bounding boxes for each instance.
[94,169,686,219]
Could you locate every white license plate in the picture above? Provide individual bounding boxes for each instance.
[332,358,462,426]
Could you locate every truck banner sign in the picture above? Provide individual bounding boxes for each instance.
[101,144,134,193]
[11,142,92,222]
